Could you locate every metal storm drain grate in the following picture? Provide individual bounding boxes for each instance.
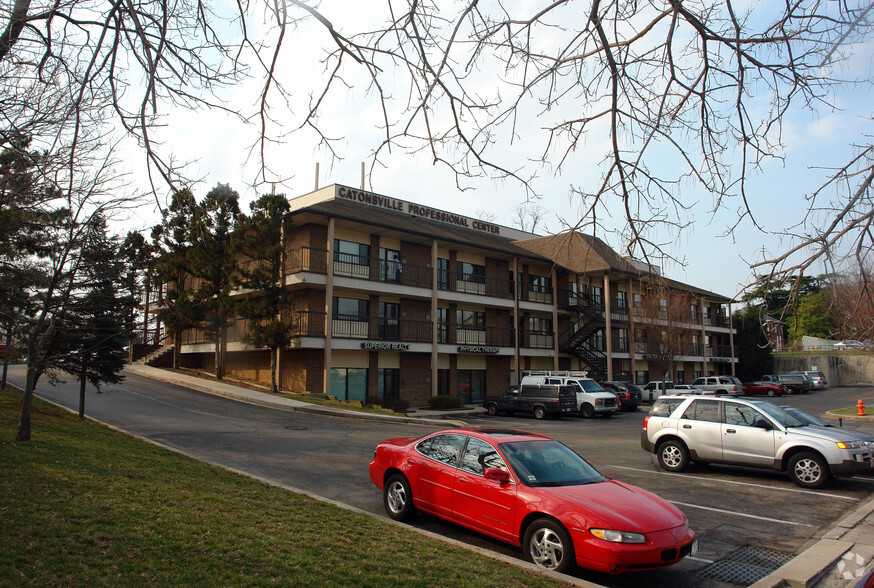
[698,545,794,586]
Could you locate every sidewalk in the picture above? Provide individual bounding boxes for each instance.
[752,498,874,588]
[126,364,874,588]
[124,364,482,427]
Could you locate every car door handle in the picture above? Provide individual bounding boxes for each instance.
[682,424,692,429]
[457,477,469,484]
[726,429,736,434]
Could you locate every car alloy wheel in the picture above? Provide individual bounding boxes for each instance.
[767,389,775,397]
[534,406,546,419]
[523,518,575,573]
[383,474,415,521]
[657,440,689,472]
[486,403,499,416]
[788,452,828,488]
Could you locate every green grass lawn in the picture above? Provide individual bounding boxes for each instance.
[0,388,557,587]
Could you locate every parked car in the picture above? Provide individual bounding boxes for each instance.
[370,427,697,573]
[780,406,874,458]
[641,396,873,488]
[600,381,642,411]
[742,380,790,397]
[834,340,866,350]
[482,384,577,419]
[642,381,677,403]
[761,374,811,394]
[690,375,743,396]
[520,371,617,418]
[672,384,709,395]
[789,370,826,390]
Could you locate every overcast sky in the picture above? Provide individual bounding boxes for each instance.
[116,2,874,302]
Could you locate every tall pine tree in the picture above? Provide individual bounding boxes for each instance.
[187,184,240,379]
[233,193,292,393]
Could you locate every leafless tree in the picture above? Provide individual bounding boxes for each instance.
[513,203,548,234]
[635,283,695,383]
[830,264,874,342]
[2,1,872,326]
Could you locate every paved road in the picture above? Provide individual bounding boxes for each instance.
[6,365,874,587]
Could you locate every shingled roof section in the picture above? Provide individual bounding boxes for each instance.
[294,198,551,261]
[515,232,734,302]
[513,232,640,275]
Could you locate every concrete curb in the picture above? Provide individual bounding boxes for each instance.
[751,498,874,588]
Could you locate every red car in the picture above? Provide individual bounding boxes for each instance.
[742,381,790,397]
[369,428,696,574]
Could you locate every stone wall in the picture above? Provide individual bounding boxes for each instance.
[774,354,874,386]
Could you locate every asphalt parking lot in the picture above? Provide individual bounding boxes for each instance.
[454,387,874,586]
[9,364,873,588]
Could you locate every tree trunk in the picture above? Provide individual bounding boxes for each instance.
[16,365,38,441]
[270,346,278,394]
[78,365,87,418]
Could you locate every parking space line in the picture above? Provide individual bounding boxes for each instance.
[604,464,859,501]
[670,500,815,527]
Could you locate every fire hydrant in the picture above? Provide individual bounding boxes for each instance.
[858,399,867,416]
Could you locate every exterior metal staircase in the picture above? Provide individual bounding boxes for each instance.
[560,294,608,381]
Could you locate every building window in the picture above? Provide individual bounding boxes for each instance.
[378,301,399,340]
[690,303,698,321]
[378,248,401,283]
[457,309,485,344]
[332,297,368,338]
[591,285,603,305]
[527,316,552,348]
[330,368,367,402]
[529,275,551,293]
[378,368,400,407]
[592,328,605,351]
[457,309,485,330]
[676,370,685,384]
[659,298,668,313]
[633,293,642,308]
[437,369,450,395]
[457,369,486,404]
[334,239,370,278]
[617,328,628,352]
[437,307,448,343]
[616,291,627,308]
[437,258,449,290]
[457,261,485,294]
[334,297,368,320]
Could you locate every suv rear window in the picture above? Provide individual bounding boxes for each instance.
[649,398,685,417]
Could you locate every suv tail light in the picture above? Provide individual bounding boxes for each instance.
[643,415,650,431]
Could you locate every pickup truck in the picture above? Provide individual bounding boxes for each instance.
[482,384,578,419]
[762,374,810,394]
[642,381,677,403]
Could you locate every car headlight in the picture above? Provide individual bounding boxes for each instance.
[589,528,646,543]
[836,441,862,449]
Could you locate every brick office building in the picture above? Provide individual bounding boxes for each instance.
[147,184,737,407]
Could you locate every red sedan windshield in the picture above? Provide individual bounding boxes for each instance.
[499,440,607,487]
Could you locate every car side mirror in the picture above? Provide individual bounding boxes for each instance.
[754,419,772,431]
[484,467,512,483]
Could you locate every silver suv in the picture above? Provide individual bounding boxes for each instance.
[641,396,873,488]
[690,375,742,395]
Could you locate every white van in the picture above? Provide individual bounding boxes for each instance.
[520,371,617,418]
